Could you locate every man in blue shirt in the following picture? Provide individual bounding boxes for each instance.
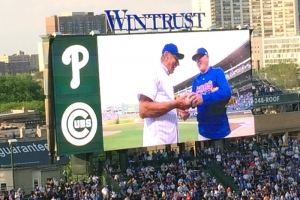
[188,47,233,140]
[95,190,102,200]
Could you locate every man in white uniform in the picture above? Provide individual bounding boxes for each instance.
[138,43,193,147]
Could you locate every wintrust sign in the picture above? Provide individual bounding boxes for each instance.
[104,10,206,31]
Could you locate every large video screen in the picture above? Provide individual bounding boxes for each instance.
[97,29,254,151]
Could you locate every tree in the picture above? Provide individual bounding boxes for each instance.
[260,63,300,89]
[0,101,45,118]
[32,71,44,87]
[0,73,44,103]
[33,71,43,80]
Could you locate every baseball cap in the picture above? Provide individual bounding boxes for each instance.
[192,47,208,61]
[162,43,184,60]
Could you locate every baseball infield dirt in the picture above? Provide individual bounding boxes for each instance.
[103,131,121,136]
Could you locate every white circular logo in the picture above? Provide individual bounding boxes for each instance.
[61,102,97,146]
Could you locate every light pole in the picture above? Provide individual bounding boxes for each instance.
[8,139,17,190]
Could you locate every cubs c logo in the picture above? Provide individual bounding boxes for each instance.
[61,102,97,146]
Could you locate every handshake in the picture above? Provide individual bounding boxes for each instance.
[175,87,219,109]
[175,87,236,120]
[175,92,202,121]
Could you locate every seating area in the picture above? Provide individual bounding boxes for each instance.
[219,137,300,199]
[252,78,284,96]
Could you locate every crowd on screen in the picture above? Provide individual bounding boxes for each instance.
[102,111,119,121]
[227,92,253,111]
[225,61,251,81]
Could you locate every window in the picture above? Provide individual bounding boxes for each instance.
[33,179,39,189]
[0,183,7,191]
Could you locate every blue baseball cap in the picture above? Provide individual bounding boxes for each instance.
[162,43,184,60]
[192,47,208,61]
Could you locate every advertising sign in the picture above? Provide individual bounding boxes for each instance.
[0,140,68,168]
[253,93,299,106]
[50,29,254,153]
[51,36,103,156]
[104,10,206,32]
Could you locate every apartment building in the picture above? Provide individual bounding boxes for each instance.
[0,51,39,71]
[250,0,299,69]
[191,0,212,30]
[0,62,31,75]
[251,37,263,70]
[263,36,300,65]
[210,0,250,29]
[45,12,110,35]
[191,0,250,29]
[250,0,299,37]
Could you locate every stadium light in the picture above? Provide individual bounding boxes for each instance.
[52,32,62,37]
[236,24,249,30]
[208,25,217,31]
[90,30,101,36]
[8,139,17,145]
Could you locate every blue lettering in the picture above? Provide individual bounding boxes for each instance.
[161,14,173,30]
[172,13,183,29]
[132,14,146,30]
[104,9,128,31]
[184,13,194,29]
[104,10,206,31]
[148,14,161,30]
[194,12,205,28]
[126,15,133,31]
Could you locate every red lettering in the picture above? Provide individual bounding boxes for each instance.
[196,80,214,94]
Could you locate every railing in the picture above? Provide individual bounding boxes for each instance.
[226,64,251,81]
[206,161,240,193]
[175,86,192,95]
[101,169,121,193]
[253,72,281,89]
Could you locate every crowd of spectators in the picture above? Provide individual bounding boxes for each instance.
[106,148,229,200]
[216,136,300,199]
[4,134,300,200]
[227,92,253,112]
[0,173,102,200]
[252,78,285,97]
[112,135,300,200]
[253,82,278,96]
[102,111,140,121]
[102,111,119,121]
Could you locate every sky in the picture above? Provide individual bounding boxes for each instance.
[0,0,191,56]
[97,30,250,108]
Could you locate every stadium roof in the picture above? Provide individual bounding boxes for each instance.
[216,40,251,72]
[174,39,251,92]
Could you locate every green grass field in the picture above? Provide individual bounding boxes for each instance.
[103,122,198,151]
[103,114,253,151]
